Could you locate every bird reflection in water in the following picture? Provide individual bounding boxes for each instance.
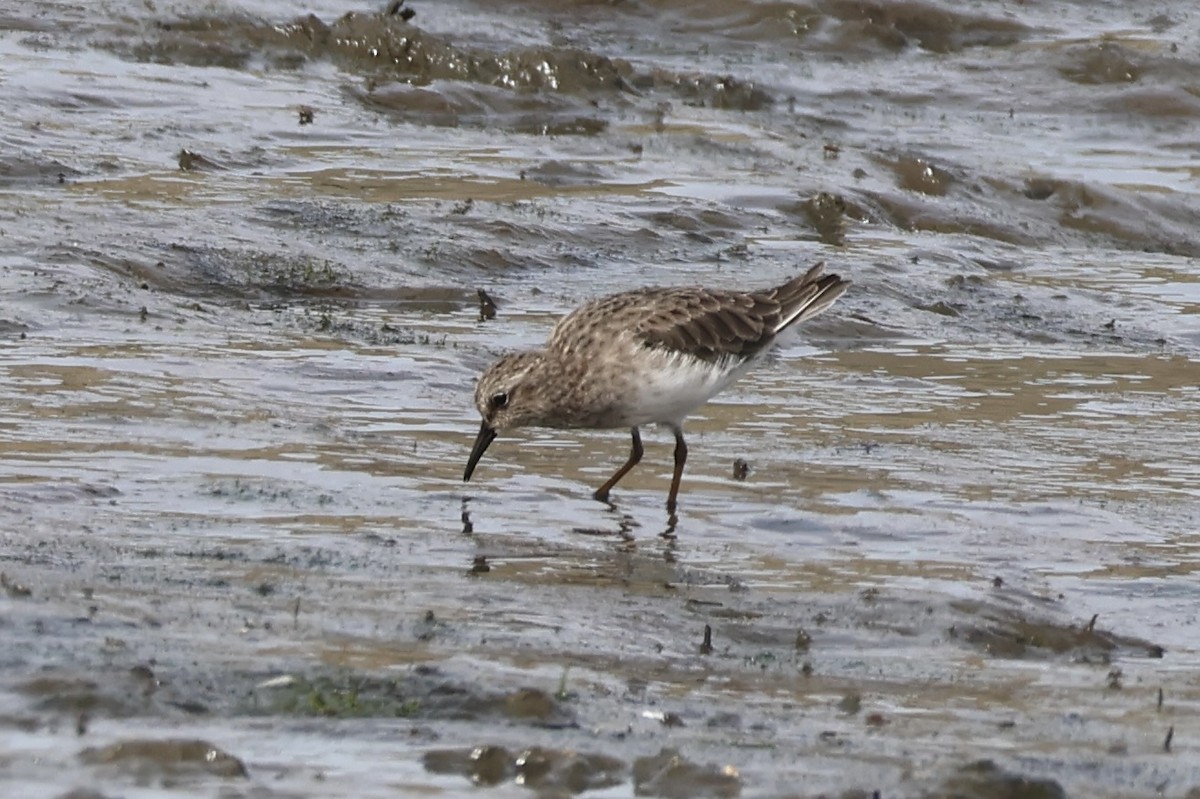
[460,496,679,544]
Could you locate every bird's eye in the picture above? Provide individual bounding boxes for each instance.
[490,391,509,410]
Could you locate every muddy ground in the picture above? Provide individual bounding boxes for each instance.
[1,0,1199,796]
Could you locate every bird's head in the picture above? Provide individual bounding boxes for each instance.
[464,351,548,482]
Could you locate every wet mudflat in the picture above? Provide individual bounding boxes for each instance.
[2,0,1200,796]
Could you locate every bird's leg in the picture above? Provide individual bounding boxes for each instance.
[666,425,688,514]
[593,427,643,503]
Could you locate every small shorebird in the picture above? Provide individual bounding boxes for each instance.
[463,263,849,512]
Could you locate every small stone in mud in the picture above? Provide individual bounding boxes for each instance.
[732,458,750,481]
[298,105,315,125]
[823,142,840,159]
[470,555,490,573]
[477,288,497,320]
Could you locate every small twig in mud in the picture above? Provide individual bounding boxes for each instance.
[1085,613,1099,632]
[699,624,713,655]
[1164,726,1174,753]
[1158,687,1164,710]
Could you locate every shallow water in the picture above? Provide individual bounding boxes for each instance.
[2,0,1199,796]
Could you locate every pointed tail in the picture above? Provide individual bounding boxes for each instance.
[770,262,849,333]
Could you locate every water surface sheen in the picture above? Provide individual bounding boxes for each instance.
[1,0,1198,796]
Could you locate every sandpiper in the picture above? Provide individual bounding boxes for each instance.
[463,262,849,512]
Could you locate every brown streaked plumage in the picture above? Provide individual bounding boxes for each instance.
[464,262,849,512]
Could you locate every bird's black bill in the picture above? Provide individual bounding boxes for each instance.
[463,421,498,482]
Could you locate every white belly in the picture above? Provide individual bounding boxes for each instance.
[625,350,752,427]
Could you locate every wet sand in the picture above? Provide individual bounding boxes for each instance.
[2,0,1199,796]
